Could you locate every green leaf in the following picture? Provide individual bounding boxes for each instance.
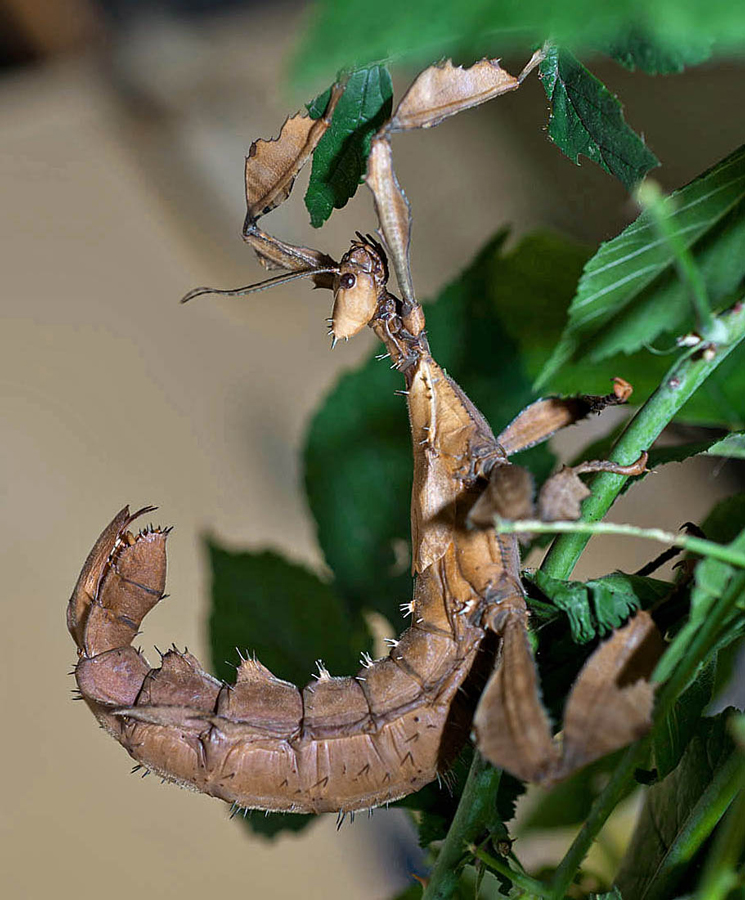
[302,353,411,623]
[293,1,745,91]
[616,713,738,900]
[706,432,745,459]
[306,84,333,119]
[303,232,555,623]
[236,808,312,840]
[479,230,593,379]
[304,65,392,227]
[538,145,745,385]
[388,886,426,900]
[690,534,745,631]
[538,47,659,191]
[652,661,716,780]
[638,430,745,477]
[614,434,745,497]
[496,772,526,824]
[605,26,712,73]
[527,570,670,644]
[702,493,745,545]
[207,540,364,687]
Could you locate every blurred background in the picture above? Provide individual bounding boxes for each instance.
[2,1,745,897]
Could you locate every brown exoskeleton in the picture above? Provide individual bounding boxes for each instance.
[67,57,661,816]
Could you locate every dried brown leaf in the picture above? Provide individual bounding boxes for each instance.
[390,58,519,132]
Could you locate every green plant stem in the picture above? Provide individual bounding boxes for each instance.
[496,520,745,569]
[548,565,745,898]
[422,753,502,900]
[470,844,555,898]
[541,299,745,581]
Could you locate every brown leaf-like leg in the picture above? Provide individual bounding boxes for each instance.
[496,379,633,456]
[366,135,416,307]
[467,464,535,544]
[473,603,560,783]
[389,58,519,132]
[183,83,343,305]
[244,83,343,222]
[242,223,337,288]
[558,610,664,778]
[537,452,648,521]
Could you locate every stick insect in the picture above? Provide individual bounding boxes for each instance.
[67,56,662,815]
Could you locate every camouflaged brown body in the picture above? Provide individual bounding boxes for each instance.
[68,291,527,814]
[69,57,659,815]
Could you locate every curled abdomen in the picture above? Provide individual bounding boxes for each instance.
[69,507,486,813]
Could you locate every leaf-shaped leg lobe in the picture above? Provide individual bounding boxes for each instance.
[559,610,662,776]
[473,606,560,783]
[474,607,663,785]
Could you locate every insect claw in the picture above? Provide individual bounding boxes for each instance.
[330,336,338,350]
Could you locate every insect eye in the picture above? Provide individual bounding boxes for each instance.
[340,273,356,290]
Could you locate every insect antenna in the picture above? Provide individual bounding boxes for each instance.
[180,267,339,304]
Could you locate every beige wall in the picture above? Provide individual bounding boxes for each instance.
[2,6,743,898]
